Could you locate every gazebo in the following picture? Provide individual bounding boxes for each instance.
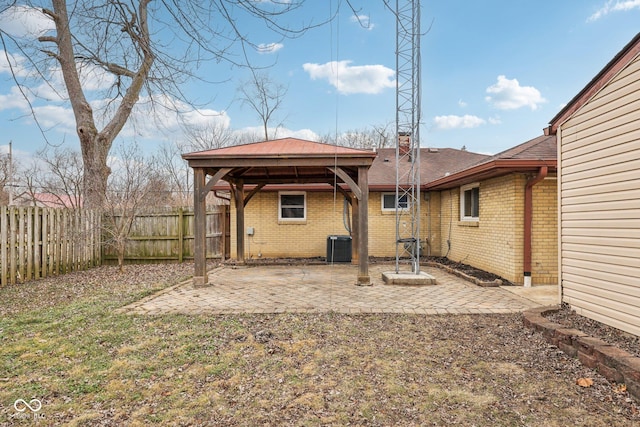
[182,138,377,286]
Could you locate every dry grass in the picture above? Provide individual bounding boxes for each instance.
[0,264,638,426]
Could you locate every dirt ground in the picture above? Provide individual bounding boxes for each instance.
[1,262,639,426]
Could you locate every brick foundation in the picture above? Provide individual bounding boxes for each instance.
[523,306,640,402]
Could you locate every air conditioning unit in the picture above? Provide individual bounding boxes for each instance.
[326,235,352,263]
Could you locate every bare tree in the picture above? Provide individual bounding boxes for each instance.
[102,143,164,271]
[181,120,236,152]
[151,141,192,206]
[1,1,325,208]
[0,150,13,205]
[322,122,395,150]
[238,71,288,141]
[25,147,84,208]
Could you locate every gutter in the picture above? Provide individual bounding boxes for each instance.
[524,166,548,288]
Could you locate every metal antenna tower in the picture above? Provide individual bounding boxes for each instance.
[395,0,422,274]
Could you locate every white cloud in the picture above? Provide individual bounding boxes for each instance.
[31,104,76,131]
[0,5,54,39]
[109,95,231,140]
[0,86,30,111]
[77,63,117,91]
[488,116,502,125]
[458,99,468,108]
[433,114,486,130]
[302,60,395,95]
[485,75,546,110]
[233,126,319,142]
[587,0,640,22]
[0,50,32,78]
[256,43,284,54]
[350,14,374,30]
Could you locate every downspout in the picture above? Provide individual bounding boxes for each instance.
[524,166,548,287]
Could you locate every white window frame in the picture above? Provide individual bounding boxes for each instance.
[381,192,409,212]
[460,183,480,221]
[278,191,306,221]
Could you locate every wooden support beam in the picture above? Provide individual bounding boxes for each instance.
[201,168,233,201]
[234,181,246,263]
[193,168,207,286]
[352,196,359,263]
[244,183,266,206]
[357,166,370,285]
[329,167,362,200]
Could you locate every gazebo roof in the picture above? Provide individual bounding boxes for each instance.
[182,138,377,185]
[183,138,377,159]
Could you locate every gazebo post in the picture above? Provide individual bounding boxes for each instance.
[357,166,370,285]
[351,195,359,263]
[193,167,207,286]
[235,180,245,263]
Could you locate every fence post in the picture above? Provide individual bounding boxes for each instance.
[18,207,26,282]
[1,206,7,286]
[26,206,33,281]
[178,207,184,263]
[9,207,17,284]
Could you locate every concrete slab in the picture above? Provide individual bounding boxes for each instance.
[501,285,560,307]
[381,271,437,286]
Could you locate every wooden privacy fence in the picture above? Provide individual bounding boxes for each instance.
[101,206,229,265]
[1,206,101,286]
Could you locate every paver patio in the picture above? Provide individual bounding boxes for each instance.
[120,264,557,315]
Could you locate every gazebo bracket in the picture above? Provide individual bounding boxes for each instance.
[200,168,233,201]
[328,167,362,200]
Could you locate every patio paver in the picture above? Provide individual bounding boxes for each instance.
[119,264,555,315]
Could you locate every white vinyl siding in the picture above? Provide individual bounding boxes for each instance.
[559,54,640,337]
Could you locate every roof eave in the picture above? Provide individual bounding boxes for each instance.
[425,159,557,191]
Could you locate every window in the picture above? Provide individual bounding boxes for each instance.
[279,192,306,220]
[382,193,409,211]
[460,183,480,220]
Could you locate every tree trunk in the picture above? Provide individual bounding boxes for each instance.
[80,131,113,209]
[47,0,154,209]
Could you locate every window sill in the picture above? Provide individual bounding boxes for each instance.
[458,220,479,227]
[278,219,307,225]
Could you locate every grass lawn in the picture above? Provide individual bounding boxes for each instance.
[1,264,638,426]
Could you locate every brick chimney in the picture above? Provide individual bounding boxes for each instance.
[399,132,411,156]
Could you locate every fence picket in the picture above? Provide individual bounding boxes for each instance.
[0,207,102,286]
[34,207,40,279]
[0,205,227,286]
[9,207,17,283]
[1,206,7,285]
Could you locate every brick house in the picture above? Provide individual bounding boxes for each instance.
[197,135,557,286]
[549,32,640,336]
[425,134,557,286]
[230,145,487,260]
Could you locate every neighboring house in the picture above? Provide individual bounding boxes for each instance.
[549,32,640,336]
[15,192,81,208]
[206,135,557,286]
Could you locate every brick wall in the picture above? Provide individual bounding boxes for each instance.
[228,177,558,286]
[231,191,349,259]
[230,190,430,259]
[531,178,558,285]
[435,174,557,285]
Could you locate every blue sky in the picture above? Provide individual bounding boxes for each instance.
[1,0,639,166]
